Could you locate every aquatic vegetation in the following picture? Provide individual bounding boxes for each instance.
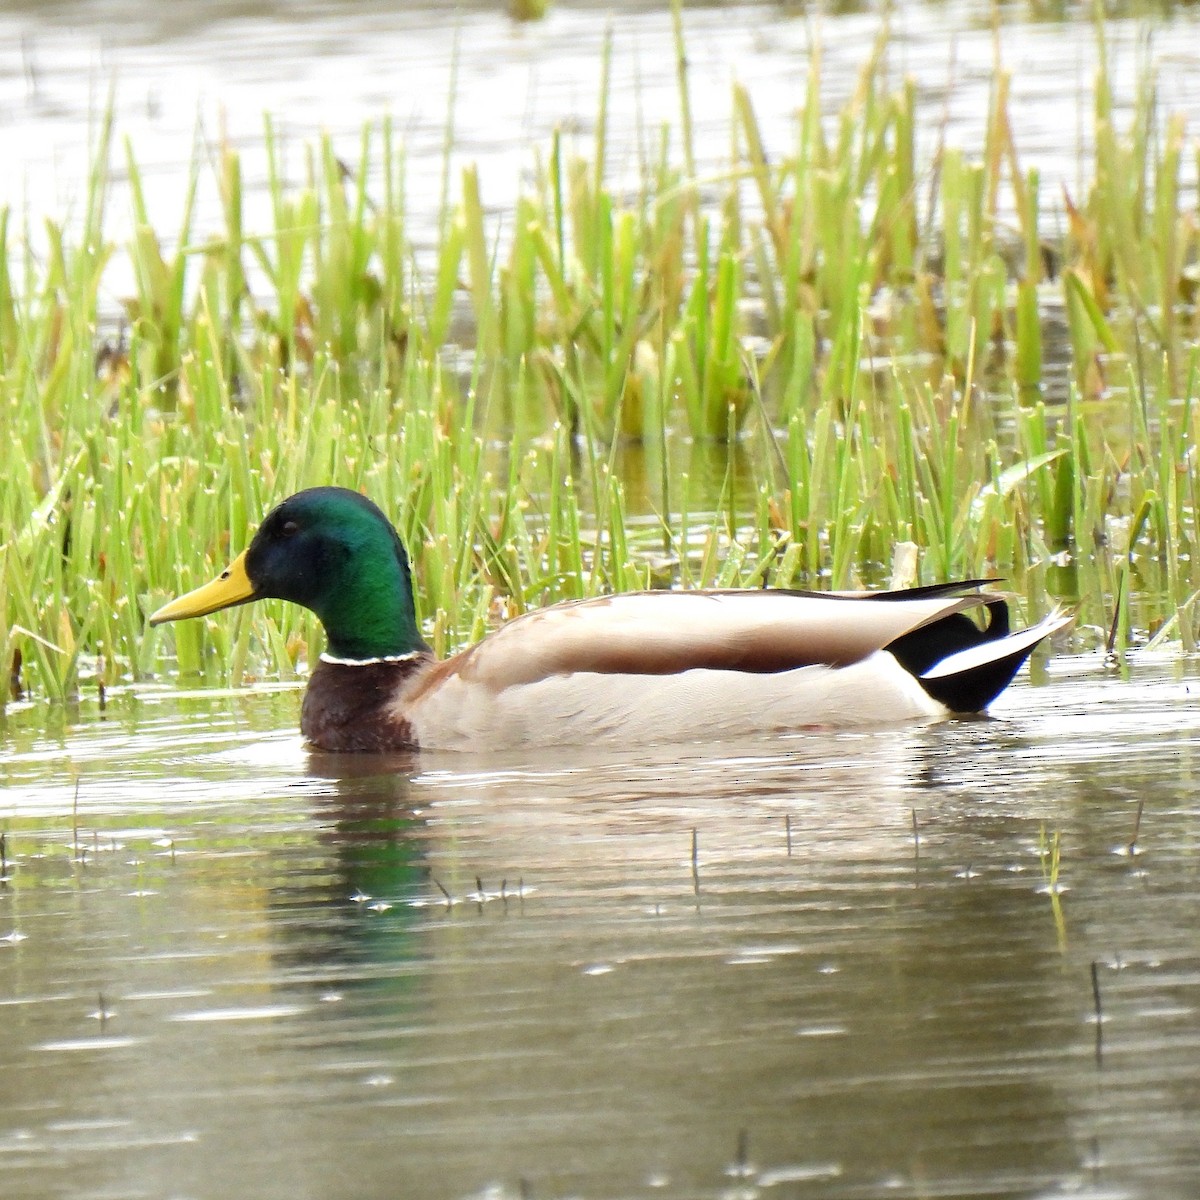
[1,12,1198,703]
[1037,824,1069,950]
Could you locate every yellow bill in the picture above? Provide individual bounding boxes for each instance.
[149,551,256,625]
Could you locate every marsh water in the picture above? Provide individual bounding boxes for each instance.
[7,1,1200,1198]
[5,0,1200,259]
[6,655,1200,1199]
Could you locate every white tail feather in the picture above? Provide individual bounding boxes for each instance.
[920,609,1072,681]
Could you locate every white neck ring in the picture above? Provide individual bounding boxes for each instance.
[319,650,424,667]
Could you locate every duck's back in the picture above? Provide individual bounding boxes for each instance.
[398,588,987,752]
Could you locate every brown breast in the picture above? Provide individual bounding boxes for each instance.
[300,656,430,752]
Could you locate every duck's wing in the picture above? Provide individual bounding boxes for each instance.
[434,587,997,692]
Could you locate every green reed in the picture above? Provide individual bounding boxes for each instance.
[2,12,1200,705]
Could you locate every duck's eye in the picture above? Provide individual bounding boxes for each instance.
[280,520,300,538]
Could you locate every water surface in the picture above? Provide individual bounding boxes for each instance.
[4,0,1198,252]
[4,656,1200,1198]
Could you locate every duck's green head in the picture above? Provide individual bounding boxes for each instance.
[150,487,428,662]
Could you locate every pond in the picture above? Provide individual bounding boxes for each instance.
[6,2,1200,1197]
[5,654,1200,1199]
[4,0,1200,257]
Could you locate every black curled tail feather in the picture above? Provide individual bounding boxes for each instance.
[886,599,1040,714]
[887,599,1009,678]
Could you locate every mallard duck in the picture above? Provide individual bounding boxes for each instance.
[150,486,1070,752]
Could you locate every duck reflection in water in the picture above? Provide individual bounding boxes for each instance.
[254,730,1080,1198]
